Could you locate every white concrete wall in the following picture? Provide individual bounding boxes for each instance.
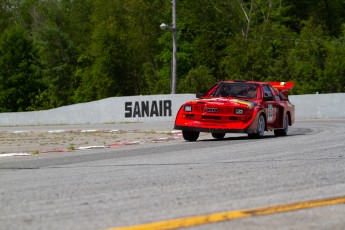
[290,93,345,120]
[0,93,344,126]
[0,94,196,126]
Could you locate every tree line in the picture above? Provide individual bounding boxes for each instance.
[0,0,344,112]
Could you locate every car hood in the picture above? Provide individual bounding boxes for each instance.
[187,98,257,109]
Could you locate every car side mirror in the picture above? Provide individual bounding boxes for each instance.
[196,93,204,98]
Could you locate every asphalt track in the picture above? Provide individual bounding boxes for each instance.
[0,120,345,230]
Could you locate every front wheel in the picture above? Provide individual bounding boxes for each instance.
[182,130,200,142]
[248,113,266,139]
[212,133,225,140]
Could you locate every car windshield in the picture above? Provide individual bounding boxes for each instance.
[213,83,258,99]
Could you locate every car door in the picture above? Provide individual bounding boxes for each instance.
[262,84,280,129]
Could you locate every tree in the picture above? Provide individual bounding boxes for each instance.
[1,0,345,112]
[178,66,215,94]
[322,28,345,93]
[26,0,80,107]
[0,0,13,33]
[0,26,43,112]
[286,20,328,94]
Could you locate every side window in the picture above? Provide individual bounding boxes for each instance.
[268,85,281,101]
[263,85,273,98]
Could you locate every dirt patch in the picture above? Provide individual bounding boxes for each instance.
[0,129,182,155]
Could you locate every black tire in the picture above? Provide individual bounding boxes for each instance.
[248,113,266,139]
[274,114,289,137]
[182,130,200,141]
[212,133,226,140]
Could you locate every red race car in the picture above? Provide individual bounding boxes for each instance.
[174,80,295,141]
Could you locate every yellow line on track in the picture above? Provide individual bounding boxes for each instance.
[107,195,345,230]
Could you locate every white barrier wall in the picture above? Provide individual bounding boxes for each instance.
[290,93,345,120]
[0,94,195,126]
[0,93,344,126]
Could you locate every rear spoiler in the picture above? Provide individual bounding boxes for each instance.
[268,82,294,100]
[268,82,294,91]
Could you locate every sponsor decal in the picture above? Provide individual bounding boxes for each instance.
[267,104,274,122]
[125,100,172,118]
[229,99,254,109]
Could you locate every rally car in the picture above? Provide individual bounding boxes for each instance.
[174,80,295,141]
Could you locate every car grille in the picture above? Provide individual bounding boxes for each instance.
[206,108,218,113]
[202,115,222,120]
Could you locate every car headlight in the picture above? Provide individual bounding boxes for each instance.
[184,105,192,112]
[234,108,244,115]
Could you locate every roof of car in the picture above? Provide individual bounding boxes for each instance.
[221,80,265,85]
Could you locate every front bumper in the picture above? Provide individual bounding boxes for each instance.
[174,102,263,134]
[174,124,256,134]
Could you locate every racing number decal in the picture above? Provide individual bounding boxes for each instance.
[267,104,274,122]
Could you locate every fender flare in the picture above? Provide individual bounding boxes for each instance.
[247,107,266,133]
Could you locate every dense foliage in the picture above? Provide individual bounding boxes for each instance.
[0,0,344,112]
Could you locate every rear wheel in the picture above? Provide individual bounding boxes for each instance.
[212,133,225,140]
[182,130,200,141]
[248,113,266,139]
[274,114,289,136]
